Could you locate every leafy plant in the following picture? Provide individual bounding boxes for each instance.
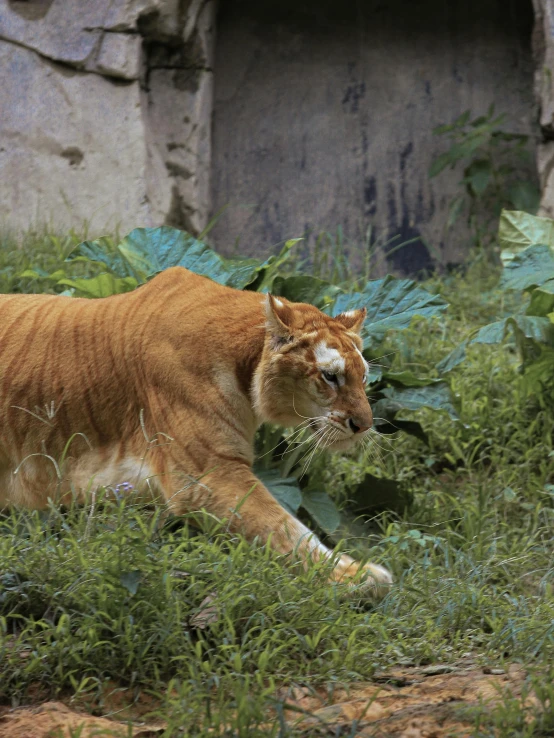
[16,227,458,536]
[429,108,540,255]
[439,210,554,403]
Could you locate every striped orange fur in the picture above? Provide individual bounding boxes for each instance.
[0,267,392,595]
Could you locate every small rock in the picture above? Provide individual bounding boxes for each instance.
[483,667,506,675]
[421,665,456,676]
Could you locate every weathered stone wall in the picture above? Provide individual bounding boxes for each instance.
[0,0,547,273]
[0,0,216,235]
[210,0,537,272]
[533,0,554,218]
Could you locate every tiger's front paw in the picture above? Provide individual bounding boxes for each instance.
[331,554,393,599]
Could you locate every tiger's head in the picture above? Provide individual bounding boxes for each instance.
[253,294,372,451]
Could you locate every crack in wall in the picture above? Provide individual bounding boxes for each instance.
[83,27,140,35]
[0,29,139,80]
[0,32,101,75]
[147,64,213,71]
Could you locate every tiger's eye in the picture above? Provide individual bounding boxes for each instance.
[322,370,338,385]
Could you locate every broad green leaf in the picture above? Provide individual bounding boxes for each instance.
[48,270,67,282]
[500,245,554,291]
[378,383,459,420]
[371,398,404,425]
[507,315,554,346]
[447,134,488,163]
[507,182,540,214]
[509,321,554,366]
[520,346,554,395]
[437,320,512,373]
[371,392,430,442]
[436,340,469,374]
[271,275,342,309]
[255,468,302,516]
[469,320,511,344]
[498,210,554,261]
[19,268,66,281]
[492,131,527,143]
[381,370,442,388]
[437,315,554,372]
[119,570,141,596]
[301,490,340,534]
[527,283,554,317]
[331,276,447,346]
[57,274,138,298]
[348,473,412,515]
[372,419,429,444]
[464,159,491,196]
[67,236,134,278]
[118,227,262,288]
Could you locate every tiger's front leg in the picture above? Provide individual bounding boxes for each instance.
[165,461,393,598]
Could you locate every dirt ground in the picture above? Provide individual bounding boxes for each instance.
[0,660,533,737]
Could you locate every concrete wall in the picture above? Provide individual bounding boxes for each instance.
[0,0,216,237]
[0,0,547,274]
[210,0,536,272]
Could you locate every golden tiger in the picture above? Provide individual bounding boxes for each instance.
[0,267,392,595]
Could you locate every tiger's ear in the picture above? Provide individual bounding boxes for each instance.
[334,308,366,335]
[264,294,295,341]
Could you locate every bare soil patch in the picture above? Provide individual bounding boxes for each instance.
[0,661,532,737]
[0,700,164,737]
[281,660,531,736]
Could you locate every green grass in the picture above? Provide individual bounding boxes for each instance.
[0,234,553,735]
[0,229,109,294]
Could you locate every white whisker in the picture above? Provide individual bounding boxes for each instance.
[300,426,332,477]
[297,425,328,470]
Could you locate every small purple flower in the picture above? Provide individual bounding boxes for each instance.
[113,481,134,499]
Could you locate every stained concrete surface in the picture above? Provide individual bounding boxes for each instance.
[211,0,537,273]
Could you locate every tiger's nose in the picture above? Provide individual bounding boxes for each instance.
[348,417,371,434]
